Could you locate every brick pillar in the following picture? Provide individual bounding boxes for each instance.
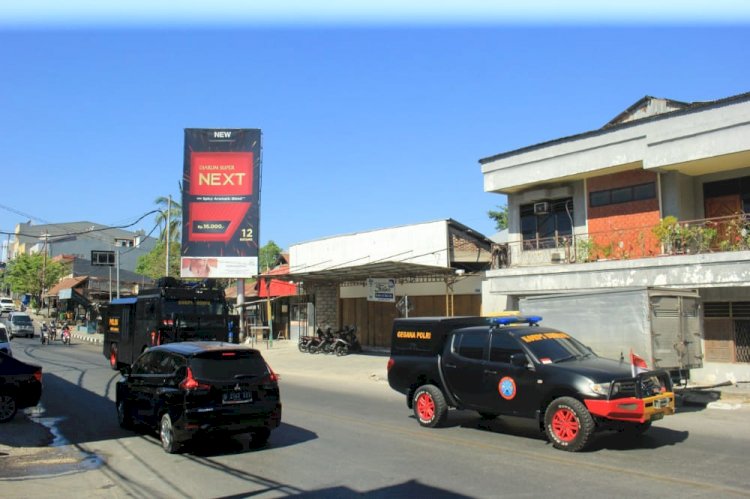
[310,283,339,329]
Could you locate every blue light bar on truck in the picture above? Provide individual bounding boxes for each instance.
[491,315,542,326]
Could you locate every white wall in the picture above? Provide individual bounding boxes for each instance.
[482,98,750,194]
[290,220,450,272]
[339,273,483,299]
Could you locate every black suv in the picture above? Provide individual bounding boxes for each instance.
[115,342,282,453]
[387,316,675,452]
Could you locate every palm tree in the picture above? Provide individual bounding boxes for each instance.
[154,195,182,243]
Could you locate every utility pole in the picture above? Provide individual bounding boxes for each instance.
[40,232,49,311]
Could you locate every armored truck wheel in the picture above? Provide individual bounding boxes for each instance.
[544,396,595,452]
[412,384,447,428]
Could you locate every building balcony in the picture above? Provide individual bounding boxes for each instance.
[487,214,750,296]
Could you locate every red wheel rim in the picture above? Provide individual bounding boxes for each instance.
[552,408,579,442]
[416,392,435,421]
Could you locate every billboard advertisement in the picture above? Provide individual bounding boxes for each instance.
[181,128,261,278]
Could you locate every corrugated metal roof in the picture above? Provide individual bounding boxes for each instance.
[271,261,457,284]
[47,276,88,296]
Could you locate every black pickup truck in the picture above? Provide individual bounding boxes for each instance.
[386,315,675,452]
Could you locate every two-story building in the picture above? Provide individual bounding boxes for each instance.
[480,91,750,383]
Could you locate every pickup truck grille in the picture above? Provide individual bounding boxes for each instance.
[610,370,672,399]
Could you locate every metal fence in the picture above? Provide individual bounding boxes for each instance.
[494,213,750,268]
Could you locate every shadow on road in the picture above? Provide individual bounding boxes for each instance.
[415,408,689,453]
[210,479,473,499]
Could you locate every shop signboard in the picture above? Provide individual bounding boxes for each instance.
[367,278,396,302]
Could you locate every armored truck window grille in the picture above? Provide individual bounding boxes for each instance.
[456,333,487,360]
[520,198,573,250]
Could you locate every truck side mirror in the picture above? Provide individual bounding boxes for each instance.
[510,353,529,368]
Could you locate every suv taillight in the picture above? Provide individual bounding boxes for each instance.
[387,358,395,371]
[179,367,211,391]
[265,363,279,383]
[34,370,42,383]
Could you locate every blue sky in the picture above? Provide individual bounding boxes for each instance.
[1,2,749,256]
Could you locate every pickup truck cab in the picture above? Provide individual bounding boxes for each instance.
[387,315,675,452]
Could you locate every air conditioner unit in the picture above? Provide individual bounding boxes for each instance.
[533,201,549,215]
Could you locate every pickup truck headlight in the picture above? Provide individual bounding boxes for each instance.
[589,382,611,396]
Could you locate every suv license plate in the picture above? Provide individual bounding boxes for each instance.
[223,391,252,404]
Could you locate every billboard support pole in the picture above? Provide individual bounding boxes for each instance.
[265,277,273,348]
[237,279,245,342]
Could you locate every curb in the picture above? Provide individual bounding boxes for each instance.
[71,333,102,345]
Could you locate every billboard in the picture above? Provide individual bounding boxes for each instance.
[181,129,261,278]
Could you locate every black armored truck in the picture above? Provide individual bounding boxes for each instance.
[387,315,676,452]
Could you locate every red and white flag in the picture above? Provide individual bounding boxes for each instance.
[630,349,649,376]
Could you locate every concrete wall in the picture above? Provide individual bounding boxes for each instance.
[339,274,483,299]
[485,251,750,297]
[309,283,339,329]
[482,98,750,194]
[290,220,450,272]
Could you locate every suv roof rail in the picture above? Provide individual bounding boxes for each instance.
[490,315,542,327]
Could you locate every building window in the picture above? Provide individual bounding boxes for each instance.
[520,198,573,250]
[589,182,656,208]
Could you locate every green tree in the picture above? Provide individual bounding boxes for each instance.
[5,253,66,303]
[488,203,509,231]
[154,195,182,243]
[259,241,283,272]
[136,241,181,279]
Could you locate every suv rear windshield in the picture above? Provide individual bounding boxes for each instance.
[190,350,268,380]
[11,315,32,325]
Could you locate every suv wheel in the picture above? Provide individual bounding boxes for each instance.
[0,394,18,423]
[160,413,181,454]
[116,399,133,430]
[248,427,271,448]
[412,384,447,428]
[544,396,594,452]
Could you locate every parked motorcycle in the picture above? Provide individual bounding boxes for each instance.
[332,325,361,356]
[306,327,335,354]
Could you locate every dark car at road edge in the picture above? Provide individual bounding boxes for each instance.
[0,351,43,423]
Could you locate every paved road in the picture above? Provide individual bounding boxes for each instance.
[2,336,750,498]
